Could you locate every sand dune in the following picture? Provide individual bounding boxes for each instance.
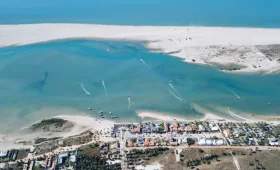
[1,24,280,73]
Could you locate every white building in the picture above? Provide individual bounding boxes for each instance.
[0,150,8,158]
[268,138,279,146]
[198,124,205,132]
[197,138,225,146]
[209,123,219,131]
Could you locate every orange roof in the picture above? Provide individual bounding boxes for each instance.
[145,138,150,143]
[131,127,140,133]
[172,121,179,128]
[224,130,232,136]
[164,122,169,131]
[128,140,133,147]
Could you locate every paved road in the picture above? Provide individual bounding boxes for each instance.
[125,145,280,150]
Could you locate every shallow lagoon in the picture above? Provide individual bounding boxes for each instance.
[0,40,280,133]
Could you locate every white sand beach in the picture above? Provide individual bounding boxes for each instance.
[1,23,280,73]
[137,110,231,123]
[0,114,115,150]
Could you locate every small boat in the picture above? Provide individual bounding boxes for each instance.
[109,112,112,114]
[88,108,92,110]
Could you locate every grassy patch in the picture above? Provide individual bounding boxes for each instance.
[30,118,67,130]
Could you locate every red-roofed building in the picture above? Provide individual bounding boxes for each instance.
[127,140,133,147]
[223,129,232,138]
[144,138,150,146]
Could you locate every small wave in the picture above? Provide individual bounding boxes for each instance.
[128,96,131,112]
[228,89,240,99]
[102,80,108,98]
[168,81,183,98]
[140,58,151,69]
[81,81,91,95]
[167,88,183,102]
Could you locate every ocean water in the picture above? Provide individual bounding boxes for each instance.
[1,1,280,134]
[0,40,280,133]
[0,0,280,27]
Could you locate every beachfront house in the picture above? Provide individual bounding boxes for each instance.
[164,121,169,132]
[198,124,206,132]
[209,123,219,132]
[151,124,159,132]
[142,125,151,133]
[170,121,179,132]
[131,127,141,133]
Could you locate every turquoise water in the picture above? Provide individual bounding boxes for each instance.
[0,0,280,27]
[1,40,280,133]
[1,0,280,133]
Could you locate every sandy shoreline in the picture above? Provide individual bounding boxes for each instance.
[1,23,280,73]
[0,114,115,150]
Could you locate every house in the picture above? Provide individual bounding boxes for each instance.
[160,142,167,146]
[209,123,219,131]
[171,121,179,131]
[197,138,225,146]
[170,138,178,146]
[182,138,188,144]
[131,127,141,133]
[268,138,279,146]
[100,147,108,154]
[223,129,232,138]
[137,138,144,146]
[149,141,155,146]
[178,127,185,132]
[172,127,178,132]
[0,150,8,158]
[110,142,120,150]
[170,141,178,146]
[142,125,151,133]
[185,125,198,132]
[144,138,150,146]
[173,121,179,128]
[164,121,169,132]
[198,124,205,132]
[214,140,225,146]
[232,130,240,138]
[229,139,238,146]
[185,125,193,132]
[151,124,159,132]
[127,140,133,147]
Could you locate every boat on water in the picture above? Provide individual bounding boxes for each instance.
[88,108,92,110]
[109,112,112,114]
[111,116,119,119]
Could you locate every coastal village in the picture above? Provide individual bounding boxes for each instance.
[1,118,280,169]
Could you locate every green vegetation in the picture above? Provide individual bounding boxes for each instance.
[187,138,195,146]
[78,144,100,157]
[34,137,62,144]
[30,118,67,130]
